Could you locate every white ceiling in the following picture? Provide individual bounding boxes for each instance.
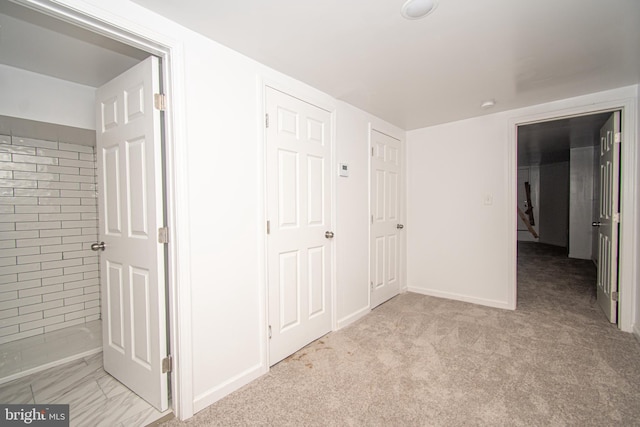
[0,1,148,87]
[0,0,638,135]
[129,0,640,130]
[517,112,611,166]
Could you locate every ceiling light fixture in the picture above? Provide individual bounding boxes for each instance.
[480,99,496,109]
[401,0,438,20]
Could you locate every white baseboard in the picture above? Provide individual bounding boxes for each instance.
[633,324,640,343]
[407,287,513,310]
[568,252,591,260]
[336,305,370,330]
[517,232,539,242]
[193,363,267,414]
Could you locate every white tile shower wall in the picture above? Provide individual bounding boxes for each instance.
[0,134,99,345]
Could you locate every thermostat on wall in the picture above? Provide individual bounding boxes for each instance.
[339,163,349,177]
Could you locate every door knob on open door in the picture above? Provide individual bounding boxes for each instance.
[325,231,335,239]
[397,224,404,229]
[592,222,602,227]
[91,242,106,251]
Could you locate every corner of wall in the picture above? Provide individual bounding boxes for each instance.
[193,363,268,414]
[336,306,370,330]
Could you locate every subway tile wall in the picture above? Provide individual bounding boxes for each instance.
[0,134,100,345]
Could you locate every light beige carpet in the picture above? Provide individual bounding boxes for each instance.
[164,243,640,426]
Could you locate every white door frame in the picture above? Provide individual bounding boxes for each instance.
[367,123,407,310]
[15,0,193,419]
[368,127,405,308]
[258,77,337,367]
[508,96,638,332]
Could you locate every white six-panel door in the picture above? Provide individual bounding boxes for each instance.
[596,111,621,323]
[266,87,333,365]
[370,130,402,308]
[96,56,168,410]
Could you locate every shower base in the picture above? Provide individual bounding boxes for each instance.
[0,319,101,385]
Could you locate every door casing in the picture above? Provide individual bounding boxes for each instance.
[96,55,168,411]
[369,128,404,309]
[264,86,333,365]
[15,0,193,419]
[260,79,337,367]
[508,97,638,333]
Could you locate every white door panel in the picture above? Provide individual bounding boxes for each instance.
[370,130,402,308]
[266,87,332,365]
[596,111,620,323]
[96,56,168,410]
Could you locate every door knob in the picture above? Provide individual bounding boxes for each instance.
[91,241,106,251]
[325,231,334,239]
[397,224,404,229]
[592,222,602,227]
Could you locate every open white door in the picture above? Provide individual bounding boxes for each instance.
[266,87,333,365]
[370,130,402,308]
[95,56,168,410]
[595,111,621,323]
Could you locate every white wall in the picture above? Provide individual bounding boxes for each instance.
[179,35,265,410]
[178,29,385,412]
[0,65,95,130]
[0,135,99,345]
[181,35,404,412]
[407,85,638,315]
[539,161,569,247]
[335,102,370,328]
[407,113,511,308]
[569,146,596,259]
[163,19,314,413]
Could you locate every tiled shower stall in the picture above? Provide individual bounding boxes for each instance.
[0,128,168,424]
[0,133,100,347]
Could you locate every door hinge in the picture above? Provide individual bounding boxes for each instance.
[162,355,172,373]
[613,212,620,223]
[154,93,167,111]
[612,291,618,302]
[370,281,373,291]
[265,113,270,128]
[614,132,622,144]
[158,227,169,244]
[371,215,373,224]
[268,325,272,339]
[371,147,374,157]
[266,220,271,235]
